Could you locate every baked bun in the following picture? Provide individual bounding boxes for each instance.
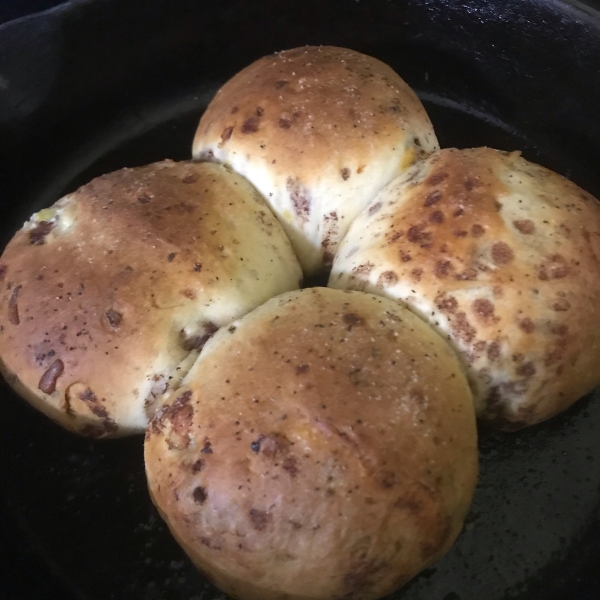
[145,287,478,600]
[0,160,301,437]
[330,147,600,429]
[192,46,439,275]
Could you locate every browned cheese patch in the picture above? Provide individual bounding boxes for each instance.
[249,508,271,531]
[491,242,514,266]
[538,254,570,280]
[513,219,535,234]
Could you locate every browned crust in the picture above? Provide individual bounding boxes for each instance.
[193,46,439,274]
[0,160,301,437]
[331,148,600,429]
[194,46,436,173]
[145,288,477,600]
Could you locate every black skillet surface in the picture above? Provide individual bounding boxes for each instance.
[2,0,600,599]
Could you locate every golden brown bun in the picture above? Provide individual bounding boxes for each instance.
[192,46,439,275]
[0,160,302,437]
[330,147,600,430]
[145,287,477,600]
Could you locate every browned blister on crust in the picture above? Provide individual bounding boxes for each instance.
[330,147,600,429]
[0,160,301,437]
[145,287,477,600]
[193,46,439,275]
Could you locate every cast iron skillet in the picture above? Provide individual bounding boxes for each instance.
[1,0,600,598]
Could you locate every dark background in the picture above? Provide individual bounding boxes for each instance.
[1,0,600,27]
[0,0,69,25]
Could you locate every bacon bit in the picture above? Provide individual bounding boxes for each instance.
[241,117,260,134]
[249,509,270,531]
[221,126,234,142]
[8,285,21,325]
[105,309,122,329]
[38,359,65,394]
[343,313,365,330]
[29,221,54,245]
[424,190,442,207]
[427,172,449,186]
[193,486,208,504]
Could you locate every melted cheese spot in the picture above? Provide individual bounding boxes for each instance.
[400,146,417,172]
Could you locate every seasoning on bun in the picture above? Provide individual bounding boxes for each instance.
[145,287,478,600]
[193,46,439,275]
[0,160,301,437]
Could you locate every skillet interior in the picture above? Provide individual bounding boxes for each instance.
[1,0,600,598]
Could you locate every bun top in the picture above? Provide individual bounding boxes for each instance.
[145,287,477,600]
[0,160,301,437]
[331,147,600,429]
[193,45,439,274]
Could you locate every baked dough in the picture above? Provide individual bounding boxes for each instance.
[330,147,600,429]
[193,46,439,275]
[145,287,477,600]
[0,160,302,437]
